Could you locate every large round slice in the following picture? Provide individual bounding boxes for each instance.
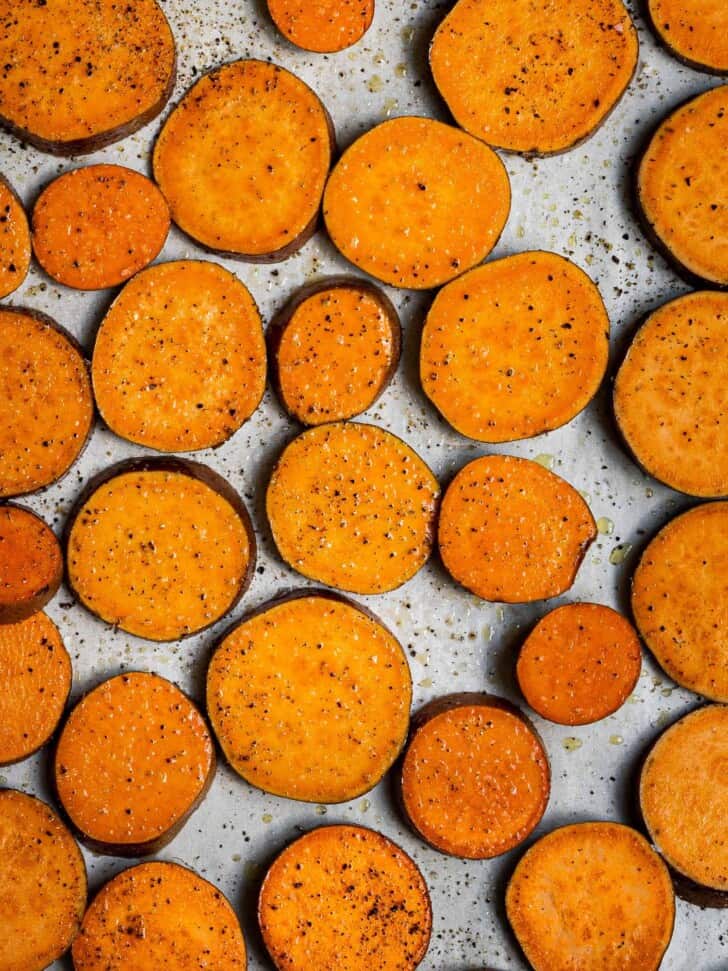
[0,174,30,298]
[266,422,440,594]
[323,116,510,289]
[631,502,727,702]
[0,503,62,624]
[259,825,431,970]
[92,261,266,451]
[66,458,255,641]
[268,0,374,52]
[647,0,728,74]
[153,59,333,261]
[421,252,609,442]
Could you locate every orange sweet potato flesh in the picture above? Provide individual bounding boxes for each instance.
[72,860,247,971]
[323,116,510,289]
[207,591,411,803]
[0,504,62,624]
[421,251,609,442]
[93,261,266,451]
[637,86,728,288]
[0,307,93,498]
[66,459,255,641]
[516,603,641,725]
[266,422,440,594]
[0,0,176,155]
[268,277,400,425]
[32,164,170,290]
[0,611,71,765]
[0,789,86,971]
[640,705,728,905]
[631,502,728,702]
[399,693,549,859]
[647,0,728,73]
[154,60,334,261]
[614,291,728,497]
[506,822,675,971]
[0,175,30,298]
[268,0,374,52]
[430,0,638,155]
[259,825,431,970]
[438,454,596,602]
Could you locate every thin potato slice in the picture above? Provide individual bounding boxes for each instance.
[0,503,62,624]
[647,0,728,74]
[268,0,374,52]
[0,175,30,298]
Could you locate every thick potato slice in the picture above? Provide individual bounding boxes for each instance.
[0,175,30,298]
[0,503,62,624]
[268,0,374,52]
[647,0,728,74]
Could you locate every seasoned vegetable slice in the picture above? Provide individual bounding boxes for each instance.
[647,0,728,74]
[268,0,374,52]
[0,503,62,624]
[0,174,30,298]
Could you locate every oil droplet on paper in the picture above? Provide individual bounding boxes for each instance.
[359,798,370,813]
[609,734,623,745]
[562,736,583,752]
[261,813,273,824]
[609,543,632,565]
[596,516,614,535]
[533,453,554,469]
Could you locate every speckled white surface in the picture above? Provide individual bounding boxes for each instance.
[1,1,725,969]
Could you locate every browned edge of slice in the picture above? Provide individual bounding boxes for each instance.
[644,0,728,76]
[0,502,63,624]
[0,174,31,298]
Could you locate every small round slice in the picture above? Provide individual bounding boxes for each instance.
[430,0,638,155]
[516,603,642,725]
[399,693,549,859]
[0,789,86,971]
[92,261,266,451]
[640,704,728,907]
[0,611,71,764]
[506,822,675,971]
[66,458,255,641]
[614,291,728,497]
[647,0,728,74]
[153,59,334,261]
[259,825,431,970]
[266,422,440,594]
[268,277,400,425]
[0,503,62,624]
[268,0,374,52]
[438,454,596,602]
[72,861,247,970]
[0,174,30,298]
[421,252,609,442]
[207,591,411,803]
[32,164,170,290]
[0,307,93,498]
[637,86,728,288]
[631,502,727,702]
[323,116,510,289]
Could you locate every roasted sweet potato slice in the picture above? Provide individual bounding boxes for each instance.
[0,610,71,765]
[268,277,400,425]
[268,0,374,52]
[430,0,638,155]
[72,860,247,970]
[0,0,176,155]
[66,458,255,641]
[631,502,728,702]
[0,503,62,624]
[154,60,333,261]
[207,591,411,803]
[266,422,439,594]
[399,693,549,859]
[323,116,510,289]
[420,251,609,442]
[438,454,596,602]
[259,825,431,970]
[92,260,266,451]
[0,174,30,298]
[0,789,86,971]
[506,822,675,971]
[0,307,93,498]
[516,603,641,725]
[647,0,728,74]
[640,704,728,907]
[32,164,170,290]
[614,291,728,497]
[637,86,728,288]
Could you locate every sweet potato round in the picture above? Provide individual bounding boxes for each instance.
[66,458,255,641]
[323,116,510,289]
[637,86,728,288]
[631,502,728,703]
[0,0,176,155]
[420,251,609,442]
[153,59,334,261]
[32,165,170,290]
[0,503,62,624]
[506,822,675,971]
[92,260,266,451]
[268,0,374,52]
[0,307,93,499]
[266,422,440,594]
[647,0,728,74]
[438,454,596,602]
[0,175,30,299]
[207,591,411,803]
[399,693,549,859]
[0,789,86,971]
[259,824,431,970]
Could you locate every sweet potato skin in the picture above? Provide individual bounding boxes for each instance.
[0,502,63,624]
[0,175,30,298]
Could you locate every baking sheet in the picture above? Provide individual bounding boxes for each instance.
[1,1,725,968]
